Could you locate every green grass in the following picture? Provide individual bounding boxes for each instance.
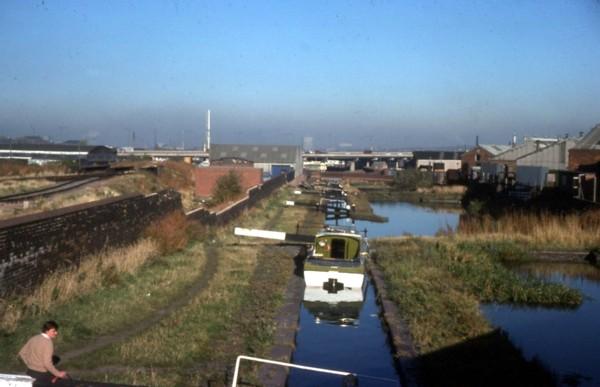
[0,243,207,371]
[1,185,317,386]
[373,237,582,354]
[373,237,573,386]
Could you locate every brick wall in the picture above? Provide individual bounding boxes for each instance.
[0,190,182,295]
[569,149,600,171]
[1,169,294,296]
[461,147,494,174]
[194,166,263,197]
[187,171,294,225]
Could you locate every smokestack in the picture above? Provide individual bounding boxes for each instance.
[206,110,211,152]
[475,135,479,146]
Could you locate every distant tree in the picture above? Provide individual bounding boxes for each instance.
[393,169,434,190]
[212,170,242,204]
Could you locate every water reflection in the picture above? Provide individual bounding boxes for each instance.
[302,283,366,327]
[288,201,460,386]
[482,262,600,386]
[289,281,400,387]
[353,202,460,237]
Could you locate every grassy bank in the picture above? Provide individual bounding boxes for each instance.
[343,184,387,221]
[0,186,315,386]
[357,184,464,204]
[373,237,580,386]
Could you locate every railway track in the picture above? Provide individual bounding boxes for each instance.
[0,177,101,202]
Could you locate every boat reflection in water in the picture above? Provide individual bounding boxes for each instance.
[302,223,369,327]
[302,280,367,327]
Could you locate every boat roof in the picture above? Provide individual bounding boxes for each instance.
[316,225,362,239]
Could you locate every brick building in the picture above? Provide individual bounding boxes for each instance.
[461,144,510,176]
[194,165,262,197]
[569,123,600,171]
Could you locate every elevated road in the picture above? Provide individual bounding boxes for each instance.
[116,149,413,160]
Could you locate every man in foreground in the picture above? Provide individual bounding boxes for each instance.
[18,320,70,386]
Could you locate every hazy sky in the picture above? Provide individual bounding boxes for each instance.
[1,0,600,149]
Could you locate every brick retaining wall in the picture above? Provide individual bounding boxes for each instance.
[1,171,294,296]
[0,190,182,295]
[186,171,294,225]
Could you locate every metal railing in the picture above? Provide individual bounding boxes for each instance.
[231,355,354,387]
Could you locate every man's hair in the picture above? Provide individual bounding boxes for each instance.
[41,320,58,333]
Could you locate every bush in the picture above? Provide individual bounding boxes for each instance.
[393,169,434,190]
[212,170,242,204]
[144,211,189,254]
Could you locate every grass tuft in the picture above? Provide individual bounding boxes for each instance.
[0,239,159,334]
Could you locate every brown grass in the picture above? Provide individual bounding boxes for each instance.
[416,185,466,194]
[0,179,57,197]
[157,161,195,191]
[0,160,72,177]
[0,239,159,333]
[457,210,600,249]
[143,211,190,254]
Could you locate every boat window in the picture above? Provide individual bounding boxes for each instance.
[330,238,346,259]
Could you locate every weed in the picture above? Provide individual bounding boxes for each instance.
[144,211,190,254]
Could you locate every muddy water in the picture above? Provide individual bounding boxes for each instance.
[482,262,600,386]
[287,201,461,386]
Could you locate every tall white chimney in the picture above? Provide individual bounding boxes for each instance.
[206,110,211,151]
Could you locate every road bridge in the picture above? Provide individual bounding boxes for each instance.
[117,149,412,162]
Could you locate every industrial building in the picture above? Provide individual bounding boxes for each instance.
[569,123,600,171]
[208,143,303,179]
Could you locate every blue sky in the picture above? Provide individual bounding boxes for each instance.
[1,0,600,149]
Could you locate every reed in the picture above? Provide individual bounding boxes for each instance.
[373,237,582,354]
[144,211,190,254]
[457,210,600,250]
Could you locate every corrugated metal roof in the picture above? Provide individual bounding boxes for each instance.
[493,141,549,161]
[479,144,511,155]
[516,139,575,170]
[0,143,97,152]
[209,144,301,164]
[412,151,464,160]
[574,123,600,150]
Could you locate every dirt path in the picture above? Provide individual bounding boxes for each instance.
[62,244,219,362]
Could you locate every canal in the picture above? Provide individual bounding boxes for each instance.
[287,201,460,386]
[482,262,600,386]
[289,200,600,385]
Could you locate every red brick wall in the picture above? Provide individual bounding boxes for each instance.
[569,149,600,171]
[194,166,262,197]
[461,147,494,174]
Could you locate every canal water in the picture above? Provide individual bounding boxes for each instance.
[481,262,600,386]
[287,201,460,386]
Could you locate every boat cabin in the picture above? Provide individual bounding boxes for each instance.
[313,232,362,260]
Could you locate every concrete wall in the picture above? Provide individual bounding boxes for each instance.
[416,159,461,172]
[194,166,262,197]
[517,140,575,170]
[0,190,182,296]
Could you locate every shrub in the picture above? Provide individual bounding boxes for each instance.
[144,211,189,254]
[393,169,434,190]
[212,170,242,204]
